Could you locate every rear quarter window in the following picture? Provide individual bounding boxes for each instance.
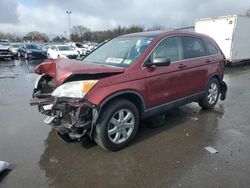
[203,40,219,55]
[182,36,206,59]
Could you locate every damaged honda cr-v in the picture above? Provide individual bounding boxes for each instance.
[30,31,227,151]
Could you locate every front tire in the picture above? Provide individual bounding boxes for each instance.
[94,99,139,151]
[199,78,220,109]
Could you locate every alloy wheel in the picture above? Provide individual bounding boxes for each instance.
[107,109,135,144]
[207,82,219,104]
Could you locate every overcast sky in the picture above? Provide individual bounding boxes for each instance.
[0,0,249,37]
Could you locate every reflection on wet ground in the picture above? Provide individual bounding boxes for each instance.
[39,105,223,188]
[0,59,250,188]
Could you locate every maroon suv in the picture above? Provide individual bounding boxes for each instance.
[30,31,227,151]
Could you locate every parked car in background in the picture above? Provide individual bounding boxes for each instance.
[9,43,22,57]
[42,44,50,56]
[0,39,9,43]
[89,42,100,50]
[47,45,79,59]
[82,43,95,54]
[18,44,47,59]
[66,42,90,56]
[0,43,13,59]
[31,31,227,151]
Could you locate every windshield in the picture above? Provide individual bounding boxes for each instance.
[57,46,73,51]
[83,36,155,67]
[26,44,42,50]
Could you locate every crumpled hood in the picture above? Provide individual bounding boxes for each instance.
[35,59,125,86]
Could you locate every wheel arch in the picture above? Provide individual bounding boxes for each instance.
[99,90,146,117]
[205,73,221,89]
[212,74,221,82]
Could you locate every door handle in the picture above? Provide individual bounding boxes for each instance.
[206,59,211,64]
[178,64,187,69]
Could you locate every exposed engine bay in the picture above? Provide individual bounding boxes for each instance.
[30,74,102,142]
[29,59,125,143]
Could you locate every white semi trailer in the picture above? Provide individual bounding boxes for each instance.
[195,15,250,64]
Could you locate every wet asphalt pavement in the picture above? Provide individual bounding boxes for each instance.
[0,59,250,188]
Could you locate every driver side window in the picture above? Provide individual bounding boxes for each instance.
[151,36,183,63]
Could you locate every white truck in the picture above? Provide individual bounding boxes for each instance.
[195,15,250,64]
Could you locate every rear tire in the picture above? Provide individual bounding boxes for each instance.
[94,99,139,151]
[199,78,220,109]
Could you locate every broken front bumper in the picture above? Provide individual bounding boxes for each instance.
[220,81,227,101]
[30,97,98,141]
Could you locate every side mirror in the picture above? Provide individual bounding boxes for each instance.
[145,57,171,67]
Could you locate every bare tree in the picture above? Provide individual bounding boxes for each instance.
[89,25,144,43]
[71,25,90,42]
[0,32,22,42]
[146,25,166,31]
[25,31,49,42]
[70,25,144,43]
[51,36,67,43]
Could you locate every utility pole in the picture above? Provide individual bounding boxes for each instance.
[66,11,71,41]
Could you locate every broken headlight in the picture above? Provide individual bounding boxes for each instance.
[51,80,98,98]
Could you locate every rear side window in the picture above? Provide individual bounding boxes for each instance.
[152,36,183,62]
[182,36,205,59]
[204,40,219,55]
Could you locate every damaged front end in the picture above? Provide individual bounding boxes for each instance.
[30,60,125,143]
[30,74,99,143]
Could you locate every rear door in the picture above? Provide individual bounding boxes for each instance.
[180,36,210,94]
